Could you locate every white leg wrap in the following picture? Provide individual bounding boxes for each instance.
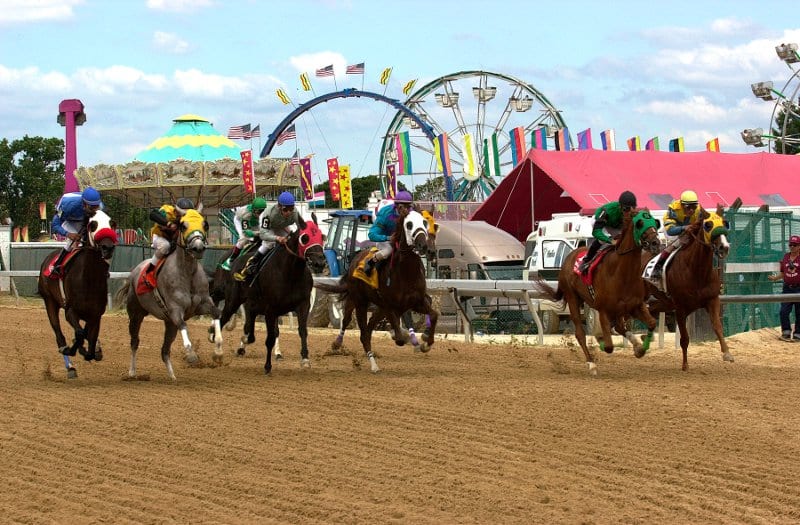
[181,328,191,349]
[212,319,222,354]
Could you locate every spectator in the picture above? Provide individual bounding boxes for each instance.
[768,234,800,341]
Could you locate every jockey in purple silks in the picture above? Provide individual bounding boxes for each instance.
[363,190,414,275]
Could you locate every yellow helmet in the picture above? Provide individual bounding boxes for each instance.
[680,190,698,205]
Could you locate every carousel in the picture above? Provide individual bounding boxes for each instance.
[74,114,300,209]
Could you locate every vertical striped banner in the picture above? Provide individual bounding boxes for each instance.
[483,133,501,177]
[554,127,571,151]
[434,133,452,178]
[462,133,479,181]
[531,127,547,150]
[600,129,615,151]
[509,126,526,166]
[706,138,720,152]
[577,128,592,150]
[298,158,313,200]
[668,137,685,152]
[626,136,641,151]
[645,137,660,151]
[395,131,412,174]
[386,163,397,198]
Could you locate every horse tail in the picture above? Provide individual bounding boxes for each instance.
[314,279,348,295]
[114,279,131,308]
[531,275,563,302]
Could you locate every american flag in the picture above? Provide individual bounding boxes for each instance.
[290,149,300,165]
[346,62,365,75]
[315,64,334,77]
[275,124,296,146]
[227,123,250,139]
[245,124,260,139]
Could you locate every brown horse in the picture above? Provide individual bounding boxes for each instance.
[641,207,733,371]
[315,210,438,373]
[534,210,662,376]
[38,209,118,379]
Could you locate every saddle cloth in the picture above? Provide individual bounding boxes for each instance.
[42,250,81,280]
[642,250,679,292]
[352,248,379,289]
[573,248,611,286]
[135,259,167,295]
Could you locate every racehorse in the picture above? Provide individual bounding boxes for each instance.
[534,210,662,376]
[117,206,223,381]
[38,209,118,379]
[315,209,438,373]
[641,206,733,370]
[214,217,326,374]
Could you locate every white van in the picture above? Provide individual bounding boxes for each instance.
[523,213,594,281]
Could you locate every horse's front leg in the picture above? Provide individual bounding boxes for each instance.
[332,299,355,353]
[597,310,614,355]
[64,308,86,357]
[627,303,658,358]
[196,296,223,362]
[238,306,257,357]
[296,300,311,368]
[418,295,438,353]
[356,305,379,373]
[706,297,733,364]
[43,298,69,355]
[83,317,103,362]
[161,321,180,381]
[675,311,691,371]
[263,315,279,375]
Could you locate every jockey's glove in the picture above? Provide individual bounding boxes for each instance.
[244,229,255,238]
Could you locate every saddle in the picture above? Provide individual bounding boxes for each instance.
[136,258,167,295]
[353,247,380,289]
[42,249,82,280]
[573,246,613,285]
[642,250,680,291]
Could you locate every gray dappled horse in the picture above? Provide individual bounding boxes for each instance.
[117,206,223,380]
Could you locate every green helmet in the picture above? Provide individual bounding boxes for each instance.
[251,197,267,213]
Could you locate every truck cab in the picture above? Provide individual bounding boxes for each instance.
[524,213,594,280]
[322,209,375,277]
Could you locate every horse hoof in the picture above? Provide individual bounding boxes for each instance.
[212,353,224,364]
[603,347,614,354]
[395,338,406,347]
[264,366,272,375]
[274,352,283,361]
[60,345,77,357]
[331,341,342,353]
[236,347,246,357]
[634,347,646,358]
[67,368,78,379]
[94,349,103,362]
[723,352,735,363]
[185,353,199,364]
[418,342,431,353]
[300,358,311,369]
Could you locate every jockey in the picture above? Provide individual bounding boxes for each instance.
[146,197,195,274]
[364,190,414,275]
[220,196,267,271]
[579,190,637,275]
[234,191,303,282]
[650,190,705,280]
[49,186,103,277]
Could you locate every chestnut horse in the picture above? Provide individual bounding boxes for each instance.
[534,210,662,376]
[641,207,733,370]
[38,209,118,379]
[315,210,438,373]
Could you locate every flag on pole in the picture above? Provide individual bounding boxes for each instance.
[600,129,616,151]
[706,137,720,152]
[626,136,641,151]
[339,165,353,209]
[327,158,341,202]
[275,124,296,146]
[300,73,312,91]
[555,127,571,151]
[668,137,685,152]
[386,163,397,198]
[290,148,300,165]
[298,157,313,200]
[483,133,501,177]
[461,133,479,181]
[309,191,326,207]
[577,128,593,150]
[531,127,547,150]
[240,150,255,194]
[645,137,660,151]
[227,124,250,139]
[395,131,412,175]
[346,62,365,74]
[379,67,392,85]
[433,133,453,178]
[510,126,526,166]
[276,88,290,105]
[315,64,334,77]
[246,124,260,139]
[402,79,417,95]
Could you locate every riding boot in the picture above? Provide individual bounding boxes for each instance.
[234,251,265,282]
[650,251,669,280]
[49,248,69,278]
[580,241,601,275]
[364,253,383,276]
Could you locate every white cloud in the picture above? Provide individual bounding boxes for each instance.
[0,0,83,24]
[146,0,213,13]
[173,69,251,98]
[152,31,190,54]
[72,66,169,95]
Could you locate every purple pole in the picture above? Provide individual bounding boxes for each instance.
[57,99,86,193]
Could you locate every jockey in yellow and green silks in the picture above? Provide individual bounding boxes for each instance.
[650,190,705,280]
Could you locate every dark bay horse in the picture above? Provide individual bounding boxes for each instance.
[641,207,733,370]
[38,209,118,379]
[214,217,327,374]
[534,210,662,376]
[117,207,223,381]
[315,210,438,373]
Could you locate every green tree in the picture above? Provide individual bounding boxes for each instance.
[0,136,65,232]
[412,176,446,201]
[313,175,381,209]
[772,105,800,155]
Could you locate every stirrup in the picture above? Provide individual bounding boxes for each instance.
[219,258,231,271]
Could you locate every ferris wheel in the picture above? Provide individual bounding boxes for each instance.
[379,70,568,201]
[745,43,800,154]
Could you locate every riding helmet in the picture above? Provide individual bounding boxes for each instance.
[81,187,102,206]
[176,197,195,209]
[278,191,295,207]
[251,197,267,213]
[618,190,636,208]
[394,190,413,204]
[680,190,698,205]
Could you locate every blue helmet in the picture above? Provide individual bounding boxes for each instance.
[82,187,102,206]
[394,190,413,204]
[278,191,295,207]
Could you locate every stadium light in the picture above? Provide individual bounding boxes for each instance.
[776,43,800,64]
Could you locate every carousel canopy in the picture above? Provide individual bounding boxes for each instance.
[75,114,299,209]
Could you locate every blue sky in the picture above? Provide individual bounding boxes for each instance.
[2,0,799,190]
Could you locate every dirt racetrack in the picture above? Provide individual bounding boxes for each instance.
[2,299,800,525]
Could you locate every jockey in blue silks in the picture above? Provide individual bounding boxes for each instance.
[49,186,103,277]
[364,190,414,275]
